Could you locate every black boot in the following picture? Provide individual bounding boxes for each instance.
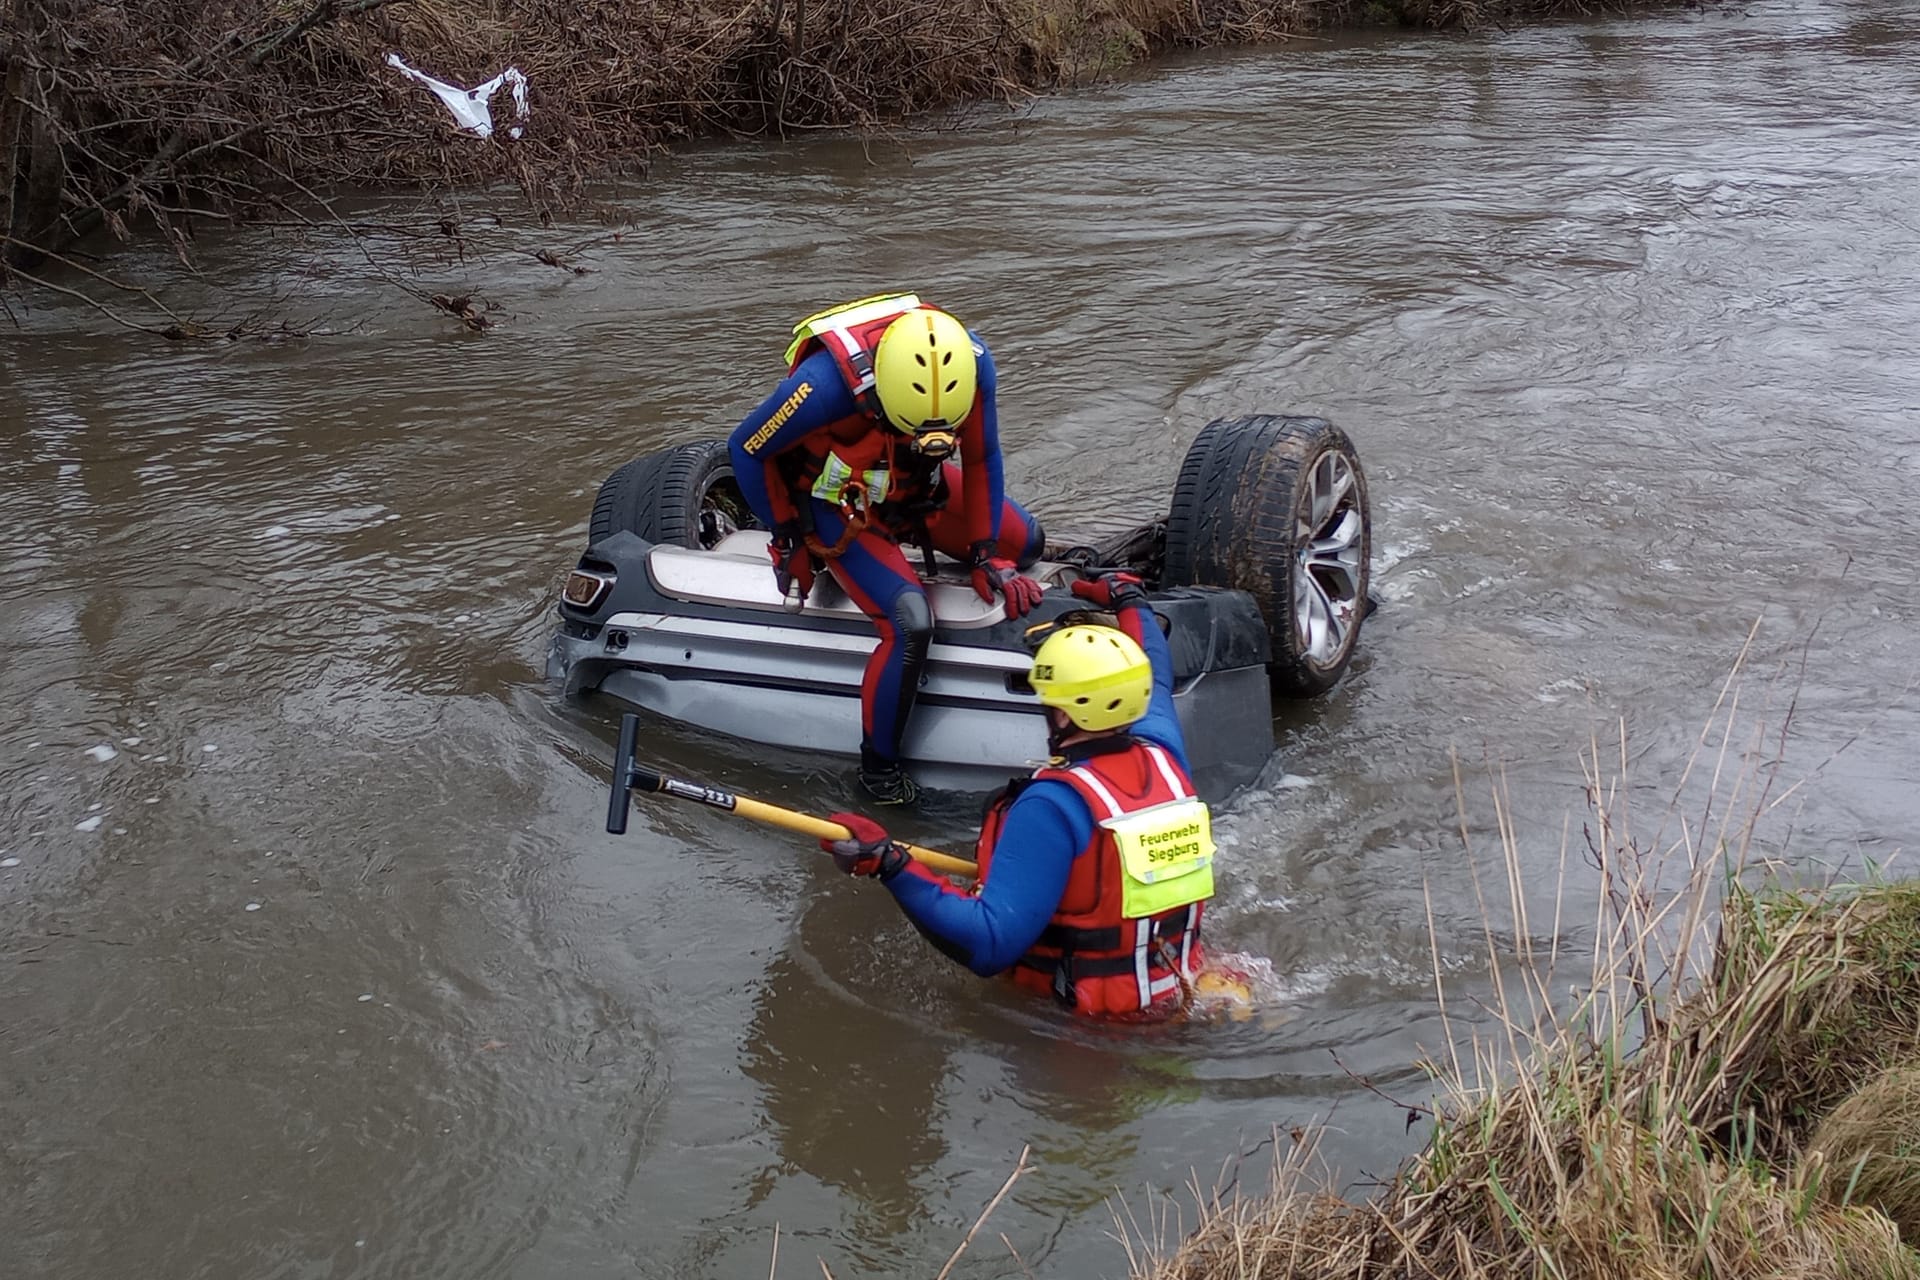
[858,743,920,806]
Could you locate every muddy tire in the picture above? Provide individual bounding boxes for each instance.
[1162,415,1371,696]
[589,440,758,550]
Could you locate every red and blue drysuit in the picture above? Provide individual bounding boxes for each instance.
[881,598,1205,1014]
[728,337,1044,768]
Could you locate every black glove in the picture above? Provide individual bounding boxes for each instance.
[768,521,817,599]
[819,811,910,880]
[1069,570,1149,610]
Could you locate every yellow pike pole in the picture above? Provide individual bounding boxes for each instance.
[605,713,978,879]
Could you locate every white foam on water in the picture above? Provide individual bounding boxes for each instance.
[244,902,261,912]
[263,525,292,539]
[0,858,20,868]
[454,614,472,623]
[75,816,103,833]
[121,736,143,747]
[87,802,102,812]
[1536,677,1586,705]
[1375,536,1428,569]
[112,828,127,835]
[143,797,159,804]
[358,994,374,1003]
[85,744,118,763]
[1275,773,1314,790]
[202,744,218,753]
[1376,567,1434,602]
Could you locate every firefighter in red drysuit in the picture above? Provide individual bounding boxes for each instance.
[728,294,1046,805]
[818,572,1217,1018]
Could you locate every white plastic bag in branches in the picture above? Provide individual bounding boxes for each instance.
[384,53,529,140]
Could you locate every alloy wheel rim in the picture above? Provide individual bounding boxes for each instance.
[1292,452,1364,666]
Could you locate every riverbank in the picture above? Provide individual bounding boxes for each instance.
[1132,768,1920,1279]
[2,0,1712,274]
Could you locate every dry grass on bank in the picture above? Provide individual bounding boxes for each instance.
[1126,640,1920,1280]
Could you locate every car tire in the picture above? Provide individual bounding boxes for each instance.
[589,440,758,550]
[1161,414,1371,696]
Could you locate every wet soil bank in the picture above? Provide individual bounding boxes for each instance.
[2,0,1709,273]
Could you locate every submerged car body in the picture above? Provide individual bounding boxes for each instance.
[549,414,1372,801]
[547,528,1278,800]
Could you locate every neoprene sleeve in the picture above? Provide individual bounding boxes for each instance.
[726,349,856,528]
[957,338,1006,546]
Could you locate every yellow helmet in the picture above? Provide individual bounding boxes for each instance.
[1029,625,1152,732]
[871,307,978,436]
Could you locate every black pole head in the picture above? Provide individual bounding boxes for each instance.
[605,712,641,835]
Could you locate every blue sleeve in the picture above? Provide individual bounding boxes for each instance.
[1120,601,1189,771]
[958,334,1006,543]
[882,781,1093,977]
[726,349,857,528]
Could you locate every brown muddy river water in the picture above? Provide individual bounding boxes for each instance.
[5,2,1919,1275]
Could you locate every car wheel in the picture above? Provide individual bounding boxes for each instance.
[589,440,758,550]
[1161,414,1371,696]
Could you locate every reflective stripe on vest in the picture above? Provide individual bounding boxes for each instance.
[808,453,891,506]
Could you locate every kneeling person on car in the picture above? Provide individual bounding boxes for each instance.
[820,571,1215,1018]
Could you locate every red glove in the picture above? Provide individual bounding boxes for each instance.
[768,521,817,600]
[968,541,1044,618]
[1069,571,1149,610]
[819,811,910,880]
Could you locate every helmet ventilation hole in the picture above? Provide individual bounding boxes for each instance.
[944,380,958,393]
[912,382,926,393]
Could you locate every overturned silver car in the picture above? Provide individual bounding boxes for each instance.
[547,415,1372,801]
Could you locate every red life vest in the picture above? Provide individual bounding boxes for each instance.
[975,739,1210,1018]
[784,292,928,423]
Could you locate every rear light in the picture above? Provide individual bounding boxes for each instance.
[563,567,614,610]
